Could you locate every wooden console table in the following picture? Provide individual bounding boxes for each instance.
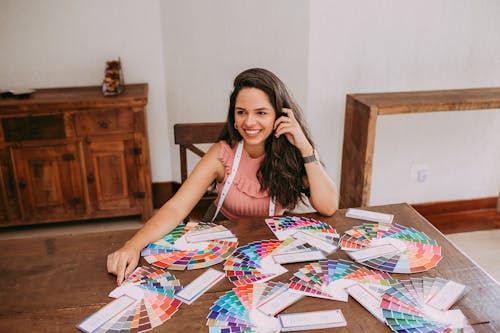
[339,87,500,208]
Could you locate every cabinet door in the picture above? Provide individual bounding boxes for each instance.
[84,137,141,215]
[11,143,85,221]
[0,148,21,222]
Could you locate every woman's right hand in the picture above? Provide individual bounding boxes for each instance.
[107,243,141,286]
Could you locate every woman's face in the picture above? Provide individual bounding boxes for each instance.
[234,87,276,148]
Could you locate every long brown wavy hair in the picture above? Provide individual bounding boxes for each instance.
[219,68,315,209]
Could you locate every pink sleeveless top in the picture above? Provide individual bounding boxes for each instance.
[214,141,285,220]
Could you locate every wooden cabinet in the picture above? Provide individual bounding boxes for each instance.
[0,84,152,227]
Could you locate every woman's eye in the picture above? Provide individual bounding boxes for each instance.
[236,110,245,115]
[258,111,267,115]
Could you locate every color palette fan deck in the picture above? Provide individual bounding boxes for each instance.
[265,216,339,242]
[207,281,296,333]
[141,222,238,270]
[288,259,398,302]
[340,223,442,273]
[224,239,288,286]
[380,277,472,332]
[77,266,182,333]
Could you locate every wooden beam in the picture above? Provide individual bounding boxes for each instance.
[339,96,377,208]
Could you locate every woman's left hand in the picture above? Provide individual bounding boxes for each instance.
[274,108,312,155]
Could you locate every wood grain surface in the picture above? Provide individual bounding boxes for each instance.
[0,203,498,332]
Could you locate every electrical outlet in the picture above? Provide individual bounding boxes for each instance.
[410,164,430,183]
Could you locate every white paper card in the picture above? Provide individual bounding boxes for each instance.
[186,229,235,243]
[174,234,209,251]
[348,244,399,262]
[257,289,304,316]
[260,256,288,276]
[249,309,282,333]
[288,288,337,301]
[278,309,347,331]
[175,268,225,305]
[326,279,357,302]
[370,237,407,252]
[76,295,137,333]
[272,250,326,264]
[426,280,467,311]
[291,231,338,254]
[346,208,394,224]
[108,283,144,300]
[346,284,385,322]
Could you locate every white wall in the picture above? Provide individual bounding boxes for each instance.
[2,0,499,205]
[0,0,172,181]
[160,0,310,181]
[308,0,500,204]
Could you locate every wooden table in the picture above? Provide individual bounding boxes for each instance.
[0,204,498,332]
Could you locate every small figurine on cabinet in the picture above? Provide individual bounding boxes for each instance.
[102,58,124,96]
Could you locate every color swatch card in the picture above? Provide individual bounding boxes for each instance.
[340,223,442,273]
[141,222,238,270]
[288,259,398,302]
[345,208,394,224]
[269,236,328,264]
[207,281,301,333]
[77,266,182,333]
[224,240,288,286]
[278,309,347,331]
[174,268,225,305]
[265,216,339,243]
[380,277,472,333]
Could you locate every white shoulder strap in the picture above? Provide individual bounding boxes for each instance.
[212,141,275,221]
[212,141,244,221]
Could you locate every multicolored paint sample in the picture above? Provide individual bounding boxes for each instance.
[380,277,471,333]
[141,222,238,270]
[288,259,398,301]
[207,282,294,333]
[340,223,442,273]
[78,266,182,333]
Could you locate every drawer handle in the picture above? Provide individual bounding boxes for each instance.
[98,120,110,129]
[19,179,26,189]
[87,173,94,184]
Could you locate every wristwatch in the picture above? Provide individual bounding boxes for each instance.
[303,149,319,164]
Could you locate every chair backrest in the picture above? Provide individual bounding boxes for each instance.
[174,122,226,183]
[174,122,226,220]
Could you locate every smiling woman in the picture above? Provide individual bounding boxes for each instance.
[107,68,339,285]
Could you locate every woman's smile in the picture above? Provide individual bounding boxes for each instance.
[234,87,276,152]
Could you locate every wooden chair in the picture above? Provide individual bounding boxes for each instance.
[174,122,226,220]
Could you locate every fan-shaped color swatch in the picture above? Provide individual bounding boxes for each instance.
[223,240,288,286]
[265,216,339,241]
[288,259,398,302]
[141,222,238,270]
[380,277,472,333]
[340,223,442,273]
[77,266,182,333]
[207,281,296,333]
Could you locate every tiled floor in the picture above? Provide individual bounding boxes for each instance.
[1,216,498,283]
[446,229,500,283]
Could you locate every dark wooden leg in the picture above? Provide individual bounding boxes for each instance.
[339,95,378,208]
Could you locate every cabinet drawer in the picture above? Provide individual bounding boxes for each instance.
[2,115,65,142]
[74,108,134,135]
